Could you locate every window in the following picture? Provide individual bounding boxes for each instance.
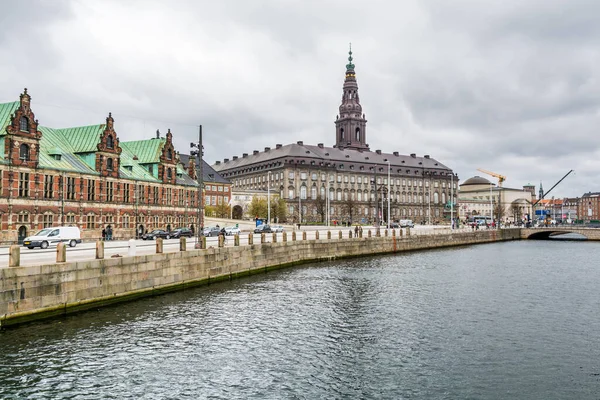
[320,186,325,198]
[106,135,114,149]
[167,149,173,160]
[86,214,96,229]
[300,172,307,180]
[65,213,76,225]
[357,191,362,201]
[211,195,216,205]
[442,193,446,204]
[289,171,295,179]
[350,176,355,183]
[44,175,54,199]
[20,116,29,132]
[218,186,223,192]
[66,177,75,200]
[153,187,159,204]
[18,212,29,223]
[167,168,172,180]
[434,181,439,188]
[178,189,185,206]
[300,186,307,200]
[224,186,229,192]
[357,177,362,184]
[124,183,130,203]
[138,185,145,203]
[18,172,29,197]
[19,144,29,161]
[43,213,53,228]
[166,188,172,204]
[107,158,114,171]
[87,180,96,201]
[288,188,295,199]
[337,191,342,201]
[344,176,349,183]
[212,185,216,191]
[123,215,130,229]
[107,181,114,202]
[434,192,439,204]
[312,173,317,180]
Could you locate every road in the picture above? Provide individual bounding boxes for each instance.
[0,225,461,268]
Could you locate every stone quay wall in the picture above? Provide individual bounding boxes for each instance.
[0,228,521,327]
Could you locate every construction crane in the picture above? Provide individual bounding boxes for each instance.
[477,168,506,187]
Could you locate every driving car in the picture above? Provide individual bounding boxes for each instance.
[254,224,272,233]
[225,226,241,235]
[170,227,193,238]
[202,227,221,237]
[271,225,285,233]
[141,229,170,240]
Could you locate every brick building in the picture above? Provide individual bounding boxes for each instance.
[0,89,201,243]
[213,49,457,225]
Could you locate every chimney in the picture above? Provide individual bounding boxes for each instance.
[265,147,270,152]
[393,151,399,156]
[297,141,303,145]
[215,161,221,165]
[318,143,324,148]
[155,129,160,139]
[253,150,259,155]
[224,158,229,163]
[276,144,282,149]
[410,153,416,158]
[233,156,238,160]
[376,150,382,155]
[243,153,248,158]
[424,155,430,159]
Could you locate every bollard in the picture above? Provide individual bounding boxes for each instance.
[315,231,320,240]
[349,230,353,238]
[248,233,254,245]
[272,232,277,243]
[302,232,307,240]
[292,231,296,241]
[376,228,381,237]
[385,229,388,237]
[201,236,207,249]
[234,234,240,246]
[96,240,104,259]
[406,227,411,236]
[392,229,396,237]
[398,229,403,238]
[359,228,363,238]
[282,232,287,242]
[368,230,372,238]
[339,230,343,239]
[128,239,136,257]
[56,242,66,263]
[218,235,224,248]
[156,238,163,254]
[8,245,20,267]
[261,233,266,244]
[180,237,186,252]
[327,231,331,239]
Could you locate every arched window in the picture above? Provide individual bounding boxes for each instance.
[167,149,173,160]
[300,186,307,200]
[167,168,172,179]
[106,135,114,149]
[320,186,325,199]
[19,143,29,161]
[434,192,439,204]
[19,116,28,132]
[311,186,317,200]
[355,127,360,141]
[441,192,446,204]
[106,158,114,171]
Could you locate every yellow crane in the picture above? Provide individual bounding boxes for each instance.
[477,168,506,187]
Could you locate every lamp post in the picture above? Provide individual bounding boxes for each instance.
[385,159,391,227]
[190,125,204,246]
[490,182,493,225]
[451,173,454,229]
[267,171,271,224]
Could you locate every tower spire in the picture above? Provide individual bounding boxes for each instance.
[335,45,368,150]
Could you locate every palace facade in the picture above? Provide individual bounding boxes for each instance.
[212,50,457,224]
[0,89,204,243]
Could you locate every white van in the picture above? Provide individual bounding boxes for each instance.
[23,227,82,249]
[399,219,415,228]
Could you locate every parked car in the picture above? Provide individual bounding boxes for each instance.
[388,222,399,229]
[271,225,285,233]
[225,226,241,235]
[202,227,221,237]
[254,224,272,233]
[171,227,193,238]
[23,226,82,249]
[399,219,415,228]
[142,229,170,240]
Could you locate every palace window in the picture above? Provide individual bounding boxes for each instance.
[18,172,29,197]
[66,177,76,200]
[434,192,439,204]
[106,135,114,149]
[87,179,96,201]
[107,181,114,202]
[43,213,54,228]
[20,116,29,132]
[123,183,130,203]
[44,175,54,199]
[300,172,307,180]
[311,186,317,200]
[19,144,29,161]
[300,186,307,200]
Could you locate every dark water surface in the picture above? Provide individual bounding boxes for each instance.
[1,241,600,399]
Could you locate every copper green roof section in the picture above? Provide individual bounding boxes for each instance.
[118,147,160,182]
[121,138,165,164]
[0,101,19,136]
[37,126,97,173]
[56,124,105,153]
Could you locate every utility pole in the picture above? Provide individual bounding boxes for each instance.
[190,125,204,245]
[267,171,271,224]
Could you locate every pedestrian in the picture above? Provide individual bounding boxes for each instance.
[354,225,359,236]
[101,227,106,241]
[106,225,113,241]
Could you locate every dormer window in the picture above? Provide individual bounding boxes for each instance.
[107,158,114,171]
[19,117,28,132]
[167,168,172,179]
[19,143,29,161]
[167,149,173,160]
[106,135,114,149]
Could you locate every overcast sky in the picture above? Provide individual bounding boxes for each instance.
[1,0,598,198]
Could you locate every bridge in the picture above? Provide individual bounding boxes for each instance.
[521,227,600,240]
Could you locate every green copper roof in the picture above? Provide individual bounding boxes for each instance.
[38,126,96,173]
[121,138,165,164]
[57,124,104,152]
[0,101,19,136]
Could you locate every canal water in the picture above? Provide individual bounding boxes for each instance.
[1,241,599,399]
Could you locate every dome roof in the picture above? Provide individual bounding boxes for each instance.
[461,176,492,186]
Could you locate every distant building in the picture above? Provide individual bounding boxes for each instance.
[458,176,534,223]
[0,89,199,243]
[579,192,600,222]
[213,49,457,225]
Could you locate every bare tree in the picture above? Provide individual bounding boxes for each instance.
[314,195,326,223]
[341,197,358,224]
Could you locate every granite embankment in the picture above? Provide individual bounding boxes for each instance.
[0,228,521,327]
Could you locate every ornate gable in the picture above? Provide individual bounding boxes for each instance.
[159,129,177,184]
[4,88,42,168]
[95,113,122,178]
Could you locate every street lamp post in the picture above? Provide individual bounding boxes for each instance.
[190,125,204,246]
[385,160,391,227]
[451,173,454,229]
[267,171,271,224]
